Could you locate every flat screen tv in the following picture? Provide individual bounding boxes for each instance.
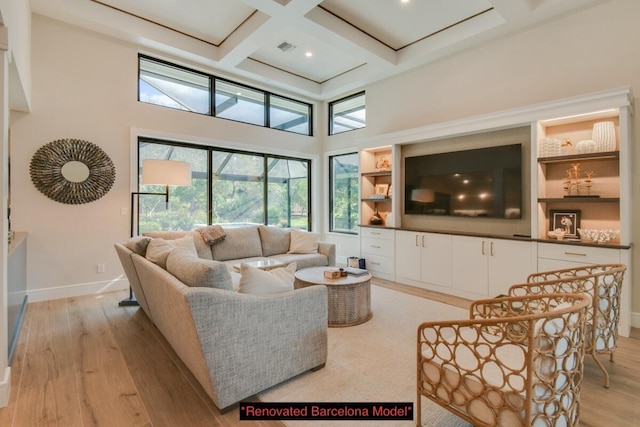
[404,144,522,219]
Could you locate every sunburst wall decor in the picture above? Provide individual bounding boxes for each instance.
[30,138,115,205]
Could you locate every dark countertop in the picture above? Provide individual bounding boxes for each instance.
[359,224,631,250]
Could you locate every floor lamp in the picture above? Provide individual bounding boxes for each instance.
[119,159,192,307]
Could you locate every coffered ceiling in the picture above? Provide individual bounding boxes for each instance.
[31,0,607,100]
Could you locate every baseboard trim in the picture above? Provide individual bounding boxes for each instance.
[27,278,129,303]
[0,366,10,408]
[632,312,640,329]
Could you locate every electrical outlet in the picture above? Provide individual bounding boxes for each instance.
[97,264,105,273]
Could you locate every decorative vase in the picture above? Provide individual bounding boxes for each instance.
[576,139,596,154]
[539,137,561,157]
[592,121,617,152]
[370,207,383,225]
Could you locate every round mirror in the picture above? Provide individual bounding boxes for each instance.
[61,161,91,183]
[30,138,116,204]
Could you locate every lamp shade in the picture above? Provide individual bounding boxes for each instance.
[411,188,435,203]
[142,159,191,186]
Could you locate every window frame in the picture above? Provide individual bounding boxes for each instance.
[328,91,366,136]
[138,54,313,136]
[329,152,360,235]
[135,137,312,233]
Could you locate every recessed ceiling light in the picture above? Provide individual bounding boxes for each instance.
[401,0,410,3]
[305,52,313,57]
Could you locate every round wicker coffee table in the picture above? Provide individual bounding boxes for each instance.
[294,267,372,327]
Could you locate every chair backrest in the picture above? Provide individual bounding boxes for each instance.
[532,294,589,426]
[511,263,626,352]
[420,293,590,427]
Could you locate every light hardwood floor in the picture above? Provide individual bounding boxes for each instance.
[1,279,638,426]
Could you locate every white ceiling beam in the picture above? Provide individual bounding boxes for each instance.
[303,7,397,69]
[218,0,322,67]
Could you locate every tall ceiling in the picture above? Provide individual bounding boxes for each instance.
[31,0,607,101]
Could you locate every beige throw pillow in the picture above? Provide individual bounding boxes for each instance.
[145,235,197,269]
[237,263,296,295]
[288,229,318,254]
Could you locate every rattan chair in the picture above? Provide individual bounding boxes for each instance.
[509,263,626,388]
[417,293,590,427]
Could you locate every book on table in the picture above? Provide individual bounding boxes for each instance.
[344,267,369,276]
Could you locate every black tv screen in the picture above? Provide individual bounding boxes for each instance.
[404,144,522,219]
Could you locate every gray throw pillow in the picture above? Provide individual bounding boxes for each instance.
[166,247,234,290]
[124,236,151,256]
[145,235,197,269]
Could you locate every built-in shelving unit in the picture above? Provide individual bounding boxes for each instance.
[534,109,629,246]
[359,146,393,227]
[357,87,633,336]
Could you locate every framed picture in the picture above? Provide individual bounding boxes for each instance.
[550,209,580,237]
[375,183,389,197]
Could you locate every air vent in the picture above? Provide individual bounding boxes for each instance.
[277,41,296,52]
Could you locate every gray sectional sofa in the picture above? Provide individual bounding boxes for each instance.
[114,224,334,410]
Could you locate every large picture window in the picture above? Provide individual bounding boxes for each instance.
[138,55,312,136]
[329,92,366,135]
[136,139,311,234]
[329,153,359,233]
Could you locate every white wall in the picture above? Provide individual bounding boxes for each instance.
[327,0,640,312]
[7,0,640,316]
[8,15,322,300]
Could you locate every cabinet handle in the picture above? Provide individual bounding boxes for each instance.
[564,251,587,257]
[371,245,381,249]
[490,242,494,256]
[371,231,381,235]
[415,235,419,247]
[481,241,485,255]
[370,261,381,265]
[421,235,425,247]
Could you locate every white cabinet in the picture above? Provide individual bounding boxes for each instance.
[452,236,533,299]
[537,242,620,271]
[360,227,395,280]
[395,231,452,289]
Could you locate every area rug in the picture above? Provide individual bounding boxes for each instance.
[257,285,473,426]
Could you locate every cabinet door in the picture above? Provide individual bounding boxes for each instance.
[488,240,533,296]
[420,233,452,287]
[452,236,489,297]
[394,231,421,282]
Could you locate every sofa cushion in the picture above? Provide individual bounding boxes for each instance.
[125,236,151,256]
[143,230,213,260]
[166,247,234,290]
[211,225,263,261]
[237,262,296,295]
[270,253,329,270]
[258,225,291,257]
[288,229,318,254]
[145,235,197,269]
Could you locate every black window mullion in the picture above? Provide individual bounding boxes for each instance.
[265,93,270,129]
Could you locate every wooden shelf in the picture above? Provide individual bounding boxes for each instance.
[361,170,392,177]
[538,151,618,164]
[362,197,392,203]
